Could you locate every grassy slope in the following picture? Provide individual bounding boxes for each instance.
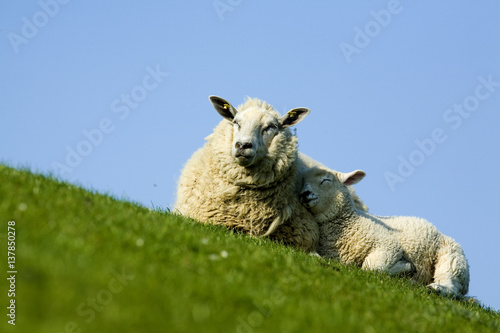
[0,165,499,333]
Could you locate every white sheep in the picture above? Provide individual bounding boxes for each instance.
[299,166,470,297]
[174,96,320,251]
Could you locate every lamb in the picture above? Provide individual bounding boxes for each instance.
[299,166,470,297]
[174,96,320,251]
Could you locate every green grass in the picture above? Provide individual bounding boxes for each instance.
[1,164,499,333]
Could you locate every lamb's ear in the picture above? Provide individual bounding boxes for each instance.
[209,95,238,121]
[339,170,366,186]
[280,107,310,128]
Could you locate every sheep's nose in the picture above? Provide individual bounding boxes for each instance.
[235,142,253,150]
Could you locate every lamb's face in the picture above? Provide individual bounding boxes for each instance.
[300,168,365,221]
[299,168,344,218]
[231,107,280,167]
[208,95,310,168]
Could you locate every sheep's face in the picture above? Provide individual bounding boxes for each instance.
[209,96,310,168]
[230,108,281,167]
[300,168,366,220]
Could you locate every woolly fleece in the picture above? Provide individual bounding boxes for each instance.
[300,166,470,297]
[175,97,319,251]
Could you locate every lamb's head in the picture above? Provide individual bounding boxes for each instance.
[299,167,366,221]
[209,95,310,168]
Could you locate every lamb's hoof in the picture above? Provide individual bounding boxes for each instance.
[427,283,442,295]
[401,261,416,276]
[427,283,461,299]
[462,296,480,305]
[388,259,416,277]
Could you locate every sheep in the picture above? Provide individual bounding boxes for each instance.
[299,166,470,297]
[174,96,320,251]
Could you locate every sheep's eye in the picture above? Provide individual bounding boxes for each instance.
[233,121,240,129]
[263,124,278,134]
[320,178,332,185]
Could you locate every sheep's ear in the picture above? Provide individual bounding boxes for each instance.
[339,170,366,185]
[209,95,238,121]
[280,107,310,128]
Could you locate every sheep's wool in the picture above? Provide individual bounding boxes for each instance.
[175,98,319,251]
[305,167,470,297]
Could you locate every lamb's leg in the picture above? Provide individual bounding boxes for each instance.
[428,236,469,297]
[363,248,415,276]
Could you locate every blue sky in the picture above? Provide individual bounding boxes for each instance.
[2,1,500,311]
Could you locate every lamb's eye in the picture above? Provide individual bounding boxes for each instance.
[320,178,332,185]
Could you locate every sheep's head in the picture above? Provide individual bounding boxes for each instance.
[299,167,366,221]
[209,95,310,168]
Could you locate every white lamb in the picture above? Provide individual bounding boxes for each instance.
[299,166,470,297]
[175,96,320,251]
